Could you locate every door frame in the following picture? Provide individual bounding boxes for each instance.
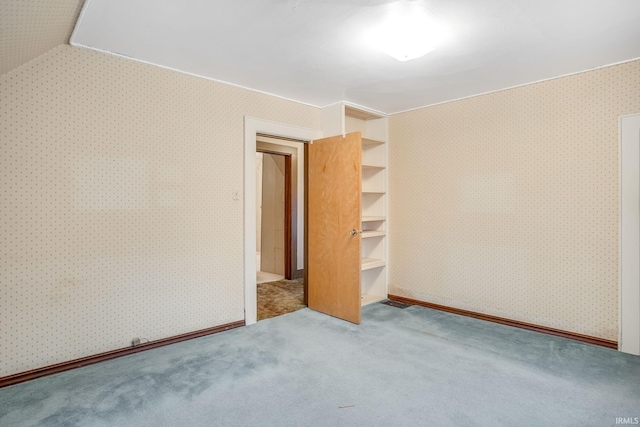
[256,150,293,279]
[619,113,640,355]
[244,117,322,325]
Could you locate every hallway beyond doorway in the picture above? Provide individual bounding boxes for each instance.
[256,252,284,284]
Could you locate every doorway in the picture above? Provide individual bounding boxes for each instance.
[256,151,290,284]
[255,146,305,321]
[244,118,321,325]
[245,118,366,326]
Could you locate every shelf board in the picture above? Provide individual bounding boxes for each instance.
[362,257,386,271]
[362,164,385,170]
[362,216,386,222]
[361,293,387,306]
[362,137,385,146]
[362,190,385,195]
[361,230,386,238]
[345,106,385,120]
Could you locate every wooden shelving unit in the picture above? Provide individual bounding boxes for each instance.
[321,102,389,307]
[362,215,386,222]
[360,293,387,306]
[362,257,386,271]
[361,230,386,238]
[362,137,386,146]
[347,106,388,306]
[362,164,385,170]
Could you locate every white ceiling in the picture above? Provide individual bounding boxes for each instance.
[71,0,640,114]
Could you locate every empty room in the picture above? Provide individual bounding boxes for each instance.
[1,0,640,426]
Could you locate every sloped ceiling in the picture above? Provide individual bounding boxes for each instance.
[0,0,85,75]
[71,0,640,113]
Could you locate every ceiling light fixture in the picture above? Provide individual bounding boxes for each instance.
[371,1,451,62]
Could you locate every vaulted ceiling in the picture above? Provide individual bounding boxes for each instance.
[3,1,640,114]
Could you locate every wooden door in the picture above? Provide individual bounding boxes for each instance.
[306,132,362,324]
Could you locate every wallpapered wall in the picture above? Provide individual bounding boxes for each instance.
[0,45,320,377]
[0,0,84,75]
[389,59,640,340]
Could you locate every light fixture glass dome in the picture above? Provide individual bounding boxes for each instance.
[370,1,451,62]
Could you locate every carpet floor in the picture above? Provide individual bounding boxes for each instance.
[1,303,639,426]
[257,278,305,321]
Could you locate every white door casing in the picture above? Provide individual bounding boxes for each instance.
[244,117,321,325]
[619,113,640,355]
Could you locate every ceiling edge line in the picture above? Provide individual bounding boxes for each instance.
[389,55,640,116]
[67,43,323,111]
[69,0,92,46]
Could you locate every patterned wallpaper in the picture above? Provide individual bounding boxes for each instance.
[0,45,320,377]
[2,24,638,377]
[389,59,640,340]
[345,115,367,134]
[0,0,84,75]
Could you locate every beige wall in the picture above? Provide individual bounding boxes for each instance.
[257,139,305,276]
[260,154,286,275]
[3,38,638,378]
[0,0,84,75]
[389,59,640,340]
[0,45,320,377]
[256,153,263,252]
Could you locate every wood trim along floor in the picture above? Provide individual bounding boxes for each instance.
[0,320,245,388]
[387,294,618,349]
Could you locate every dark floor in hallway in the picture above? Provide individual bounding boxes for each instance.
[257,278,305,320]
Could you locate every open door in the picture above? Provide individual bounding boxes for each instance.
[306,132,362,324]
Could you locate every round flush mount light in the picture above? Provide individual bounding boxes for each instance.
[369,1,451,62]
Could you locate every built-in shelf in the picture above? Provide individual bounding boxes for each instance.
[361,293,387,306]
[362,257,385,271]
[362,164,385,170]
[362,230,386,238]
[345,106,383,121]
[362,137,385,147]
[362,216,386,222]
[322,102,388,314]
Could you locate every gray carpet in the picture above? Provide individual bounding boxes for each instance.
[1,303,639,426]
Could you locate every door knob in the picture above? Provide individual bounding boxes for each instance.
[350,229,363,237]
